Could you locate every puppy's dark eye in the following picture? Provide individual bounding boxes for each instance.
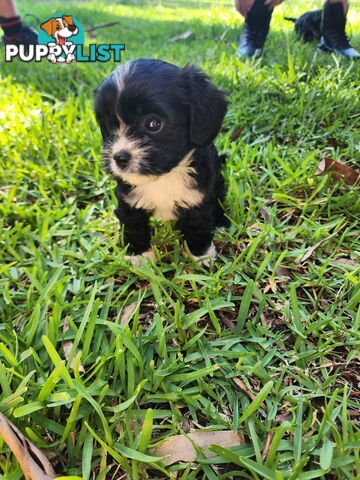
[144,115,162,133]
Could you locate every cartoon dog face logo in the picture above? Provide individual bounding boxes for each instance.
[40,15,79,63]
[40,16,78,46]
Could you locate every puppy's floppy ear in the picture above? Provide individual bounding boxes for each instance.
[94,77,120,141]
[40,18,56,37]
[62,15,74,26]
[182,65,227,147]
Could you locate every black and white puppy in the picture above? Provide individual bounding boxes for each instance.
[95,58,228,263]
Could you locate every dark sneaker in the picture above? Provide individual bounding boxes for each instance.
[237,0,273,59]
[319,1,360,59]
[3,24,37,45]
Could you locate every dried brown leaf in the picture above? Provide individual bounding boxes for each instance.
[300,223,347,263]
[62,341,85,373]
[229,127,244,142]
[332,257,357,267]
[262,431,274,460]
[327,137,338,148]
[275,267,291,278]
[348,410,360,417]
[120,302,137,327]
[62,319,84,373]
[263,278,277,293]
[218,311,235,330]
[233,378,267,409]
[154,430,245,466]
[315,159,327,175]
[260,311,269,328]
[276,413,291,423]
[315,158,360,186]
[300,240,322,263]
[169,30,193,42]
[0,414,56,480]
[181,419,193,434]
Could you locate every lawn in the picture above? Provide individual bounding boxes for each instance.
[0,0,360,478]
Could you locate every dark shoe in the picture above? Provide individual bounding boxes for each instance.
[237,0,273,59]
[319,1,360,59]
[2,24,37,45]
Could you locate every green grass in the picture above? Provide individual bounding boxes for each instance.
[0,0,360,478]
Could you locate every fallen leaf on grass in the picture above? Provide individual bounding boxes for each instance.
[332,257,357,267]
[62,320,85,373]
[260,308,286,330]
[0,413,56,480]
[62,341,84,373]
[276,413,291,423]
[154,430,245,466]
[262,431,274,460]
[120,302,137,327]
[229,127,244,142]
[275,267,291,278]
[233,378,267,409]
[299,240,322,263]
[169,30,193,42]
[327,137,338,148]
[263,278,278,293]
[315,158,360,186]
[348,410,360,417]
[218,311,235,330]
[300,223,347,263]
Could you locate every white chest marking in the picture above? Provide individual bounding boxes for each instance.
[124,151,203,221]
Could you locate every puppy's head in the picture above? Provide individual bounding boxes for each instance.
[40,15,78,44]
[94,58,227,182]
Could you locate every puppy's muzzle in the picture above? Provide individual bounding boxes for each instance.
[114,150,131,168]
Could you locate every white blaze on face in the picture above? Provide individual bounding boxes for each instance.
[107,122,149,177]
[104,61,148,177]
[112,61,134,92]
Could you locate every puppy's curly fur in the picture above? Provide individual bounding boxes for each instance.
[95,58,228,261]
[285,10,322,43]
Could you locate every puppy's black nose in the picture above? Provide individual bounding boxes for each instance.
[68,25,77,32]
[113,150,131,167]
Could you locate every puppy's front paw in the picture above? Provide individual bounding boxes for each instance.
[187,242,217,267]
[125,248,156,266]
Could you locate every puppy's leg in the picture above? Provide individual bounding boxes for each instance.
[177,205,216,265]
[114,202,154,264]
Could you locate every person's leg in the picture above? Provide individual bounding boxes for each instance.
[328,0,348,14]
[0,0,37,45]
[235,0,283,59]
[236,0,273,59]
[319,0,359,58]
[0,0,19,17]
